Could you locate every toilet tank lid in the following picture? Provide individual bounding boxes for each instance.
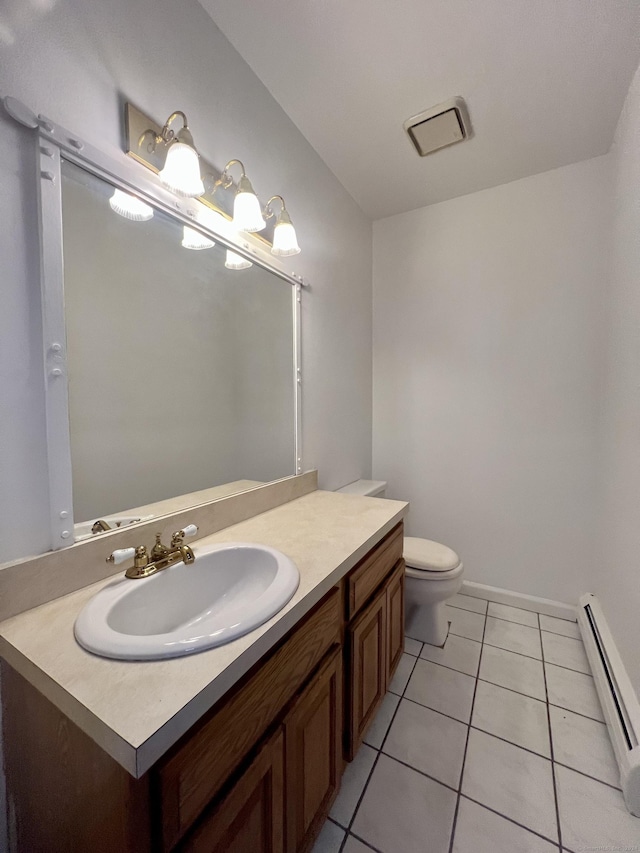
[336,479,387,497]
[404,537,461,572]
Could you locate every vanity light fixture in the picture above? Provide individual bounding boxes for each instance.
[139,111,204,198]
[182,226,215,250]
[108,188,154,222]
[225,249,253,270]
[263,195,301,256]
[216,159,265,233]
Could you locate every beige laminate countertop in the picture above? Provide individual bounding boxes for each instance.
[0,490,407,778]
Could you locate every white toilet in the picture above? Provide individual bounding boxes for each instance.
[336,480,464,646]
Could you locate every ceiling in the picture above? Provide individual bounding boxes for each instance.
[200,1,640,220]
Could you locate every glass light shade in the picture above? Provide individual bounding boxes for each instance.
[271,219,301,257]
[225,249,253,270]
[232,174,266,232]
[182,226,215,250]
[109,189,154,222]
[159,142,204,198]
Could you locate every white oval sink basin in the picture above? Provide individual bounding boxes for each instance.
[74,542,300,660]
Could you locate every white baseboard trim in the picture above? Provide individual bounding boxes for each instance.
[461,580,576,621]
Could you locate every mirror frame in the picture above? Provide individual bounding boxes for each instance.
[8,99,304,551]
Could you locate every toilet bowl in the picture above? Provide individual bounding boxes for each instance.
[404,537,464,646]
[336,480,464,647]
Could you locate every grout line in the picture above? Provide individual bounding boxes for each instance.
[448,600,488,615]
[447,605,487,853]
[547,700,604,724]
[485,612,541,629]
[467,725,552,761]
[416,653,480,679]
[347,829,384,853]
[553,760,623,793]
[539,611,563,852]
[475,676,546,704]
[482,638,543,662]
[377,751,459,793]
[401,691,474,726]
[460,793,561,848]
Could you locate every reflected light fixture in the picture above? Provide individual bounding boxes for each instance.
[216,159,265,232]
[225,249,252,270]
[139,111,204,198]
[109,188,154,222]
[182,225,215,250]
[263,195,301,256]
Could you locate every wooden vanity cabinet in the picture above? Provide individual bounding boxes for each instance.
[2,522,404,853]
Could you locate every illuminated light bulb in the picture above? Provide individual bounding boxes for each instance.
[182,226,215,250]
[159,141,204,198]
[232,174,265,232]
[271,209,301,256]
[225,249,252,270]
[109,189,154,222]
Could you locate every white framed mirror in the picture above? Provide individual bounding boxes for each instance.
[28,109,303,550]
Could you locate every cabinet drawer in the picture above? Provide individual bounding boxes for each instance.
[157,587,342,851]
[347,523,403,619]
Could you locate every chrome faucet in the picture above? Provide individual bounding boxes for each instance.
[107,524,198,579]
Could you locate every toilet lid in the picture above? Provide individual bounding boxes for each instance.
[403,537,461,572]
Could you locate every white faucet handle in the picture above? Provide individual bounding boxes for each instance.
[107,547,136,565]
[182,524,198,538]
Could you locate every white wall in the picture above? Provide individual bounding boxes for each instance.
[597,63,640,692]
[373,156,612,604]
[0,0,372,564]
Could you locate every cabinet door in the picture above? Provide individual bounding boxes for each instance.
[284,646,343,853]
[180,728,285,853]
[346,586,387,760]
[386,559,406,681]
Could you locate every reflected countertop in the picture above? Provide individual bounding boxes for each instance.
[0,489,408,778]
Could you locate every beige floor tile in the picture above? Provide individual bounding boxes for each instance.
[445,605,486,641]
[352,754,457,853]
[461,729,557,842]
[405,658,476,723]
[450,593,488,614]
[488,602,539,628]
[555,765,640,851]
[453,797,557,853]
[545,663,604,722]
[363,691,400,749]
[472,680,550,757]
[420,633,482,677]
[549,705,619,787]
[484,617,542,660]
[384,698,468,789]
[539,614,580,639]
[329,744,377,827]
[541,631,590,674]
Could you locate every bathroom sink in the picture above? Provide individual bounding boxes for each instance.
[74,542,300,660]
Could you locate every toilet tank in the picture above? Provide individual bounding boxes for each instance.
[336,479,387,498]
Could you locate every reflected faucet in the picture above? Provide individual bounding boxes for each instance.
[91,519,112,534]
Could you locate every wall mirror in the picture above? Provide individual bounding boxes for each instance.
[7,99,305,553]
[60,160,298,540]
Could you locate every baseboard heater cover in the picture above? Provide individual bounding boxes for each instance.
[578,593,640,816]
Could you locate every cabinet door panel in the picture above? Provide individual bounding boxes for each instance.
[179,727,285,853]
[346,587,387,759]
[387,559,406,680]
[284,647,343,853]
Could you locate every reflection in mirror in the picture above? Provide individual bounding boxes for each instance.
[61,160,296,537]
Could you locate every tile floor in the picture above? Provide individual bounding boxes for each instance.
[313,594,640,853]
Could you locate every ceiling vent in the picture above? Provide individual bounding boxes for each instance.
[403,97,472,157]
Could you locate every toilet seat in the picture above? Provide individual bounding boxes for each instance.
[403,536,462,580]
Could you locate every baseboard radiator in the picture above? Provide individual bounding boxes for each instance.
[578,593,640,816]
